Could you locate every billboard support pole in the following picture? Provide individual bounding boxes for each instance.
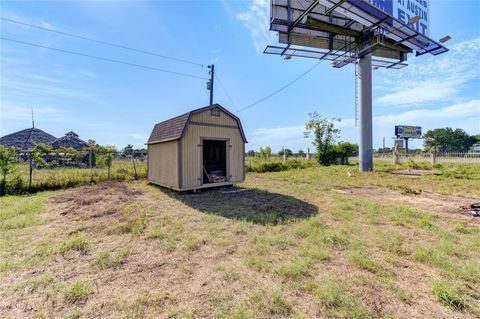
[404,137,409,157]
[358,53,373,172]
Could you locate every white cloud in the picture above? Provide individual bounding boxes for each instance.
[375,37,480,107]
[237,0,275,52]
[128,133,147,140]
[0,104,66,123]
[40,21,54,29]
[376,76,462,106]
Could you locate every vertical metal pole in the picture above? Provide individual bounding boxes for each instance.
[209,64,215,105]
[404,138,409,157]
[358,54,373,172]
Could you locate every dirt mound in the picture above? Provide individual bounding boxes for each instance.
[49,181,143,219]
[335,186,480,225]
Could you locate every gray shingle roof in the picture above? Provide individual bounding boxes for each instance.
[0,128,57,150]
[51,131,89,149]
[148,104,247,144]
[147,112,190,144]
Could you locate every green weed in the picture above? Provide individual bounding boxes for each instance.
[64,281,90,303]
[60,232,89,255]
[432,281,465,311]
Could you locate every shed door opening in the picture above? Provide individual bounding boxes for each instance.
[203,140,227,184]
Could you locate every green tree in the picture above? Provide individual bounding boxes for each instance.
[246,150,256,157]
[297,149,305,157]
[423,128,475,153]
[32,143,52,168]
[304,112,341,165]
[278,148,293,157]
[333,142,358,165]
[258,146,272,162]
[97,145,116,179]
[0,146,17,196]
[123,144,134,156]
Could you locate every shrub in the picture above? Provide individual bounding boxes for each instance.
[246,159,313,173]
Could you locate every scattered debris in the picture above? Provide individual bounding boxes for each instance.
[470,203,480,217]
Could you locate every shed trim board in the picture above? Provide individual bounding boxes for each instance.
[242,142,245,180]
[200,136,231,185]
[189,121,239,129]
[183,105,247,142]
[177,139,183,189]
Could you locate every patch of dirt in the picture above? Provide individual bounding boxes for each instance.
[49,181,143,220]
[334,186,480,224]
[391,169,441,178]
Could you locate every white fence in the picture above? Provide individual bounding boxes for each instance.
[428,152,480,159]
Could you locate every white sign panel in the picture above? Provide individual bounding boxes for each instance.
[368,0,430,36]
[394,0,429,36]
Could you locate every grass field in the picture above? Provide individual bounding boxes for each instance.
[5,161,147,194]
[1,162,479,318]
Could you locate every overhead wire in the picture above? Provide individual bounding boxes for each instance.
[0,17,204,67]
[0,37,208,80]
[233,18,401,114]
[214,73,237,110]
[234,60,322,114]
[213,72,260,147]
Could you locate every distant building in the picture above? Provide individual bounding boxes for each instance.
[0,128,57,151]
[51,131,89,149]
[473,144,480,154]
[0,128,89,150]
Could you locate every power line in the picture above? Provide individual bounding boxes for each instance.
[0,37,208,80]
[234,60,322,114]
[214,73,237,109]
[0,17,204,67]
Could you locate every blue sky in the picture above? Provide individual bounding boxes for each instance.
[1,0,479,152]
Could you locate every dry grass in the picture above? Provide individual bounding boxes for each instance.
[1,164,479,318]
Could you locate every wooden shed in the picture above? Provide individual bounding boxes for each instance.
[147,104,247,191]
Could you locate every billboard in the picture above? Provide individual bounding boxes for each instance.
[395,125,422,138]
[368,0,430,36]
[394,139,404,148]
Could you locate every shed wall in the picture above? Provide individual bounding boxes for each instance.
[190,109,238,126]
[148,141,179,189]
[182,112,244,189]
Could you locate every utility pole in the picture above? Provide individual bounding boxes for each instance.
[207,64,215,105]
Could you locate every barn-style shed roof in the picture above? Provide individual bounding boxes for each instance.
[0,127,57,150]
[148,104,247,144]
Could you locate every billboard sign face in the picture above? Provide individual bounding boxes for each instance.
[368,0,430,36]
[395,125,422,138]
[394,139,404,148]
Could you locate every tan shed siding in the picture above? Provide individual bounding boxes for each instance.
[190,108,238,126]
[182,125,244,189]
[148,141,179,188]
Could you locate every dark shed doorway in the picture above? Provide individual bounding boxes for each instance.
[202,139,227,184]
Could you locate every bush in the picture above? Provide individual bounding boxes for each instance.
[246,159,313,173]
